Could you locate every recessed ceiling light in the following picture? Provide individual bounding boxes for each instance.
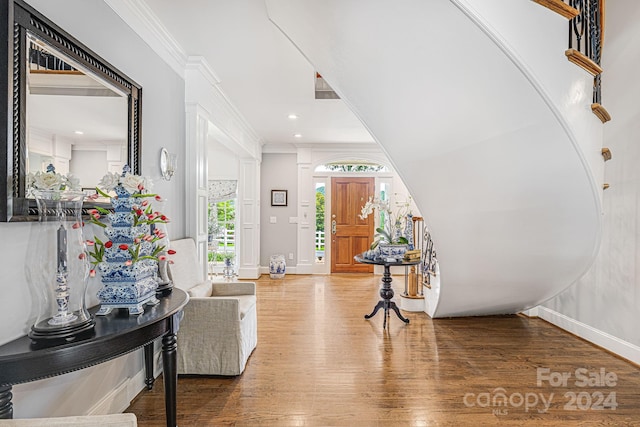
[293,133,302,138]
[74,130,84,135]
[288,114,299,120]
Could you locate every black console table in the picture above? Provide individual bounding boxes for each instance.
[355,254,420,329]
[0,288,188,427]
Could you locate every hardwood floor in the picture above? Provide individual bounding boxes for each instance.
[127,274,640,426]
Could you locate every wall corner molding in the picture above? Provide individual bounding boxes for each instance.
[185,56,222,87]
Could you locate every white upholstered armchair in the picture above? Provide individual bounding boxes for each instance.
[168,238,257,376]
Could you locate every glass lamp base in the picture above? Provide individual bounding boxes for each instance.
[29,316,95,345]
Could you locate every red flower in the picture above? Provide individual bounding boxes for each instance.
[158,255,167,261]
[119,244,129,250]
[86,240,95,246]
[78,253,86,260]
[72,222,81,229]
[92,213,100,220]
[167,249,176,255]
[125,260,132,266]
[137,183,144,191]
[89,209,98,214]
[155,195,163,202]
[105,241,113,248]
[141,200,149,207]
[148,213,157,220]
[160,215,167,221]
[89,269,96,277]
[136,209,144,216]
[134,238,141,244]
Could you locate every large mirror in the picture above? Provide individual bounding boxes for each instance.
[0,0,142,221]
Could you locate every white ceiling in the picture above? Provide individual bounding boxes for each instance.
[143,0,374,148]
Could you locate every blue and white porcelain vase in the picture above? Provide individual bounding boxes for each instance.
[378,243,409,260]
[95,185,160,315]
[269,254,286,279]
[405,213,414,250]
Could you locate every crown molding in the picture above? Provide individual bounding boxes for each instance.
[105,2,263,159]
[104,0,188,77]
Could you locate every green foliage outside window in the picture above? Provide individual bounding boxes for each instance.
[208,199,236,263]
[316,187,325,232]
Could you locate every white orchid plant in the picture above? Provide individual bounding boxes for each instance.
[359,194,413,249]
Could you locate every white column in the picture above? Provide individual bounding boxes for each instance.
[296,148,314,274]
[185,103,210,280]
[237,158,261,279]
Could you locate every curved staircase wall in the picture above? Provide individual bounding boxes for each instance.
[266,0,602,317]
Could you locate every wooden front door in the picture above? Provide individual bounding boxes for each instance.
[331,177,375,273]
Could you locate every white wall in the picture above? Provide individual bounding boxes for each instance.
[70,150,108,188]
[541,2,640,355]
[260,153,298,266]
[208,141,239,180]
[1,0,186,418]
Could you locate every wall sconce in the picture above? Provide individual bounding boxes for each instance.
[160,147,177,181]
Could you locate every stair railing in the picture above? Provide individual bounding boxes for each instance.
[566,0,610,122]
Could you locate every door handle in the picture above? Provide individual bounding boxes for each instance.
[331,219,337,234]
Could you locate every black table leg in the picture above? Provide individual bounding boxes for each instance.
[162,315,179,427]
[365,263,410,328]
[389,300,410,324]
[0,386,12,419]
[364,300,384,319]
[144,342,155,390]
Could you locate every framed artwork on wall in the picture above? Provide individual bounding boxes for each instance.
[271,190,288,206]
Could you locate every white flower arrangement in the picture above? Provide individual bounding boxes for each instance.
[98,170,153,195]
[359,194,413,249]
[26,164,80,196]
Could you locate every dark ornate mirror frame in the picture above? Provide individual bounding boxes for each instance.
[0,0,142,221]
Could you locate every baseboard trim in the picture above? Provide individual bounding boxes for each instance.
[237,266,261,279]
[87,379,131,415]
[87,348,162,416]
[259,266,297,275]
[537,306,640,365]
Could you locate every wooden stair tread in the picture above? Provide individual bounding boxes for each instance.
[565,49,603,76]
[592,103,611,123]
[532,0,580,19]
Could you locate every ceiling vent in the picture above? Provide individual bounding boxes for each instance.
[315,72,340,99]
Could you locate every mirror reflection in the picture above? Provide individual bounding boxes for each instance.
[26,33,128,194]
